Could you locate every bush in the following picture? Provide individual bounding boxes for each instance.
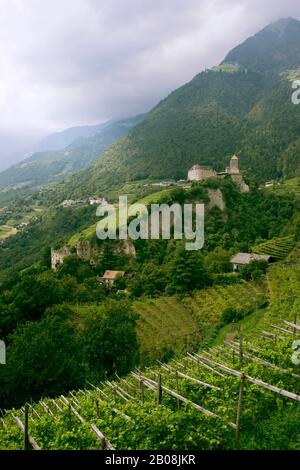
[240,260,269,281]
[220,307,247,326]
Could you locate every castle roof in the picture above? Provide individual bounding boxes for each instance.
[231,154,239,160]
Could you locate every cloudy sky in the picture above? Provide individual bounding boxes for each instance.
[0,0,300,166]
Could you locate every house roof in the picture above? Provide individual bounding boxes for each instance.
[101,270,125,280]
[231,253,272,265]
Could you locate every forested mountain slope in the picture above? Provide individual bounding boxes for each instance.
[0,115,144,192]
[54,18,300,199]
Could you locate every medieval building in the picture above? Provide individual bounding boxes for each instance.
[76,240,93,262]
[187,154,249,192]
[187,165,216,181]
[51,246,72,271]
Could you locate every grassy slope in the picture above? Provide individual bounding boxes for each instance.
[68,188,174,245]
[0,225,17,240]
[268,178,300,197]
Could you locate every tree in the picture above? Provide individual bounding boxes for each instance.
[204,247,232,274]
[80,299,139,380]
[165,244,209,294]
[0,315,84,408]
[240,260,269,281]
[57,257,94,282]
[99,243,117,273]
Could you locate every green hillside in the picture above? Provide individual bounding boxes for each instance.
[68,187,174,245]
[73,282,266,365]
[223,18,300,76]
[1,262,299,450]
[47,18,300,201]
[253,236,296,260]
[269,178,300,197]
[0,115,144,193]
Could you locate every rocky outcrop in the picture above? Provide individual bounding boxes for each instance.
[207,189,226,212]
[230,174,250,193]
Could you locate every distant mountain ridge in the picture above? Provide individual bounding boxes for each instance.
[0,115,145,192]
[36,121,114,152]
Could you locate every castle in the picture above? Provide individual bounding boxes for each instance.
[187,154,249,192]
[51,239,136,271]
[187,165,216,181]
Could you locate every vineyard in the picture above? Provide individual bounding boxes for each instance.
[184,282,266,330]
[252,236,295,260]
[74,282,267,364]
[268,178,300,198]
[135,282,266,362]
[1,317,299,450]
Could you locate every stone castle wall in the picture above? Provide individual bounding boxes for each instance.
[188,166,216,181]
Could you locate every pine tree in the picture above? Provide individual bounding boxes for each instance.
[100,242,116,273]
[166,244,208,294]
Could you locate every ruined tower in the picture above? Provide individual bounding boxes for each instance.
[229,154,240,175]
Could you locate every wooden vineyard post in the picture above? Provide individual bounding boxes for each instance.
[234,373,245,450]
[68,403,72,427]
[95,399,100,418]
[293,313,298,338]
[157,373,162,405]
[24,403,30,451]
[176,371,180,410]
[239,334,244,369]
[140,380,145,404]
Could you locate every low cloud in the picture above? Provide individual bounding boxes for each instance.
[0,0,299,134]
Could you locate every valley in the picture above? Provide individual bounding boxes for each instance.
[0,16,300,452]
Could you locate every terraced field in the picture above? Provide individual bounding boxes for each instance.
[74,282,267,365]
[184,282,267,330]
[253,236,295,260]
[0,225,17,240]
[1,318,299,450]
[267,178,300,197]
[133,296,200,363]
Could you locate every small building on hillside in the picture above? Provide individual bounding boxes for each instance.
[61,199,87,207]
[89,197,108,206]
[231,253,274,272]
[99,270,125,288]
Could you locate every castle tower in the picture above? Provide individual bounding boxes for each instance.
[230,154,239,174]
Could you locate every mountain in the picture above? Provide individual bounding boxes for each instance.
[0,114,145,192]
[36,121,112,152]
[223,18,300,77]
[54,18,300,199]
[0,132,40,171]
